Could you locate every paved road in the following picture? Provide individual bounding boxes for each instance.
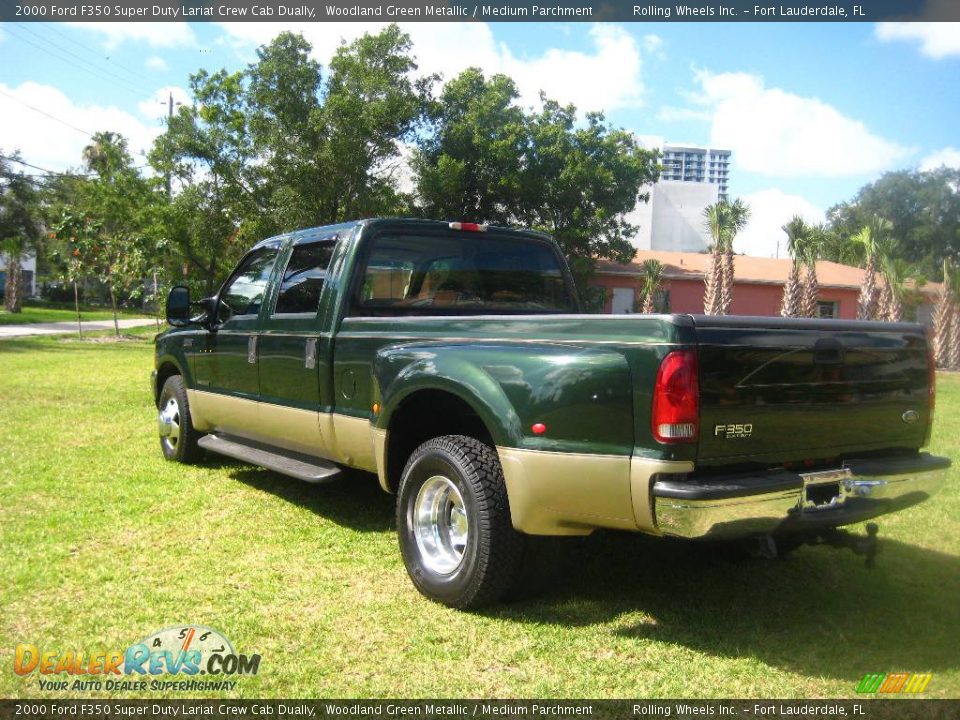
[0,317,160,338]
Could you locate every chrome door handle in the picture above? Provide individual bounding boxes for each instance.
[305,338,318,369]
[247,336,257,364]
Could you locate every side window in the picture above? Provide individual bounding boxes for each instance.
[274,242,336,315]
[220,247,279,318]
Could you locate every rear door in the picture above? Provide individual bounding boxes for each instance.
[256,239,338,456]
[694,316,931,468]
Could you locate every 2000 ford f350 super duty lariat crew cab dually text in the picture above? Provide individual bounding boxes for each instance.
[152,218,950,608]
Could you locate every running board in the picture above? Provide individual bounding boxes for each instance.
[198,434,341,484]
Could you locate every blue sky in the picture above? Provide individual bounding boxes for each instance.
[0,20,958,257]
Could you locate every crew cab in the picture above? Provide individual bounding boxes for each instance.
[152,218,950,608]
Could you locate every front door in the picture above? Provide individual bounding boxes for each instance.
[193,245,281,438]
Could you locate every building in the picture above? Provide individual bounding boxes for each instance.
[0,252,37,298]
[660,145,731,200]
[630,143,732,253]
[594,250,938,323]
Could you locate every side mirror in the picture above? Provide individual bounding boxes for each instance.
[198,296,221,327]
[166,286,192,326]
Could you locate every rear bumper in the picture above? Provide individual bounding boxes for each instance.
[653,453,951,539]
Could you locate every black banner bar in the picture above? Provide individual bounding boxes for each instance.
[3,0,960,23]
[3,700,960,720]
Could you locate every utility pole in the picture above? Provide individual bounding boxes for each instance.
[161,91,182,197]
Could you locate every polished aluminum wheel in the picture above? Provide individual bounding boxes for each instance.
[158,397,181,452]
[412,474,469,574]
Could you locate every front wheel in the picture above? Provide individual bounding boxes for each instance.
[397,435,525,609]
[157,375,203,464]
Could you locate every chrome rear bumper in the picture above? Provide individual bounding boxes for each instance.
[653,453,950,539]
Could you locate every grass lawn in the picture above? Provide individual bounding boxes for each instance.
[1,330,957,699]
[0,304,149,325]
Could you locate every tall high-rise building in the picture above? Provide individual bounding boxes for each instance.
[629,142,733,252]
[660,145,731,201]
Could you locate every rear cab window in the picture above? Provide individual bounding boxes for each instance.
[351,231,576,316]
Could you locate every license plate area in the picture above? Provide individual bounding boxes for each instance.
[801,468,852,511]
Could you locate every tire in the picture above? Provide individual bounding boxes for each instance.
[397,435,525,609]
[157,375,203,464]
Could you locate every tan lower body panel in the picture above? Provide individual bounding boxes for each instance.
[498,446,692,536]
[187,389,376,473]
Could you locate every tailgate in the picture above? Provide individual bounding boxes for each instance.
[693,315,932,467]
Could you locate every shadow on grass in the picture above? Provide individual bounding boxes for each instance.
[492,530,960,682]
[227,464,393,533]
[204,455,959,683]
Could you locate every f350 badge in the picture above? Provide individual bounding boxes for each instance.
[714,423,753,439]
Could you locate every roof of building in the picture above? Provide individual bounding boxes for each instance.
[597,250,939,295]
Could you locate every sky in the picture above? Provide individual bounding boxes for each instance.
[0,19,958,258]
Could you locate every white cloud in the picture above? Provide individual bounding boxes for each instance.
[146,56,168,72]
[735,189,824,259]
[64,22,196,49]
[920,146,960,171]
[642,34,664,57]
[0,82,161,173]
[692,70,911,177]
[215,22,647,112]
[875,22,960,59]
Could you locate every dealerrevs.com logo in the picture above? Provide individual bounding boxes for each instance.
[14,625,261,692]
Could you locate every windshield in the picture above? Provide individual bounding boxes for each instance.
[354,232,577,315]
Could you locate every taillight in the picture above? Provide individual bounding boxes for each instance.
[449,222,487,232]
[652,349,699,443]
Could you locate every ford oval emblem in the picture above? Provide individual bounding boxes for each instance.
[902,410,920,424]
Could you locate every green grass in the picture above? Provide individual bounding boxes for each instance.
[1,332,957,699]
[0,304,148,325]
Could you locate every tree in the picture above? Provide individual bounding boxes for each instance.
[413,69,527,225]
[800,224,826,318]
[852,216,893,321]
[56,132,160,335]
[0,152,44,312]
[637,259,664,314]
[932,260,958,368]
[151,26,433,292]
[413,71,659,294]
[702,199,750,315]
[827,167,960,281]
[517,99,657,290]
[780,215,807,318]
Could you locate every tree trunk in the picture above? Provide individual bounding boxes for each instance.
[802,263,819,318]
[74,281,82,338]
[719,247,734,315]
[703,245,722,314]
[947,302,960,370]
[858,254,877,320]
[781,261,801,318]
[3,253,24,313]
[933,275,952,368]
[109,286,120,337]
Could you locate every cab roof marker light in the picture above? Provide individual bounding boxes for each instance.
[449,222,487,232]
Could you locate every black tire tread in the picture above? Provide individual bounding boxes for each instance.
[159,375,204,464]
[399,434,525,609]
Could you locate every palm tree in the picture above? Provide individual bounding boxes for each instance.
[852,217,892,320]
[639,259,664,314]
[878,257,912,322]
[703,199,750,315]
[780,216,807,318]
[932,260,954,368]
[800,224,826,318]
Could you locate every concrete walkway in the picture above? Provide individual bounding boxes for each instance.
[0,317,159,338]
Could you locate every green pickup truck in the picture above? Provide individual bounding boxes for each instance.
[152,218,950,608]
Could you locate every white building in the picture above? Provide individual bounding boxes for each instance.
[629,142,731,253]
[0,252,38,298]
